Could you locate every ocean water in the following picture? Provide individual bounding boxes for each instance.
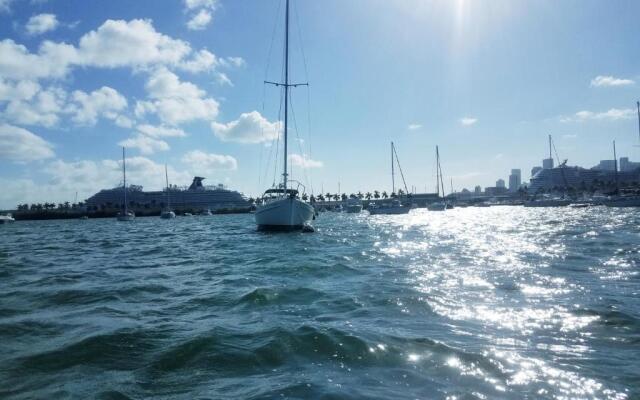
[0,207,639,399]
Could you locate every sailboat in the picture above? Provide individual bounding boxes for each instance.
[428,146,448,211]
[116,147,135,221]
[604,138,640,207]
[160,164,176,219]
[368,142,411,215]
[255,0,315,230]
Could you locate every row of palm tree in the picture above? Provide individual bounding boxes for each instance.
[16,202,85,212]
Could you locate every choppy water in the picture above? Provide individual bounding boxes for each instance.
[0,207,639,399]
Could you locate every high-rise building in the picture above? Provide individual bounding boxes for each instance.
[496,179,505,188]
[508,169,522,192]
[474,185,482,195]
[542,158,554,169]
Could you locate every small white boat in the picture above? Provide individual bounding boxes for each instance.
[0,213,15,224]
[160,210,176,219]
[183,212,193,217]
[368,199,411,215]
[200,209,213,216]
[345,198,363,213]
[116,147,135,222]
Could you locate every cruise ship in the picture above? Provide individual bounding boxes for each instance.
[85,177,251,212]
[528,165,640,193]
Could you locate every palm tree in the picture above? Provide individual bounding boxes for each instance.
[373,190,380,199]
[382,191,388,199]
[341,193,348,201]
[357,191,363,199]
[318,194,325,202]
[333,194,340,202]
[325,192,332,202]
[365,192,372,200]
[301,193,309,201]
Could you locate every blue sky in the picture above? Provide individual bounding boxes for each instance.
[0,0,639,208]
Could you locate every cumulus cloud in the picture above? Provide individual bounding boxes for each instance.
[590,75,635,87]
[211,111,280,144]
[288,153,323,169]
[3,86,66,127]
[184,0,217,30]
[0,123,54,162]
[67,86,128,125]
[118,134,169,155]
[0,39,77,80]
[561,108,635,123]
[139,67,219,125]
[182,150,237,173]
[460,117,478,126]
[177,49,217,73]
[187,9,212,30]
[407,123,422,131]
[26,13,59,35]
[0,0,14,13]
[136,124,186,138]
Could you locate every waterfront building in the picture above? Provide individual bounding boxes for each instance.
[542,157,554,169]
[593,160,616,171]
[508,169,522,192]
[620,157,640,172]
[85,177,251,211]
[474,185,482,195]
[496,179,506,189]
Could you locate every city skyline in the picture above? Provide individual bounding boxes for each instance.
[1,0,640,208]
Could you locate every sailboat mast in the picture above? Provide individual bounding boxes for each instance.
[282,0,290,192]
[391,142,395,194]
[637,101,640,146]
[548,134,552,161]
[122,147,127,212]
[613,140,619,191]
[435,146,440,198]
[165,164,170,209]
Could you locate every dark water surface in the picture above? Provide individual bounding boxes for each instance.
[1,207,639,399]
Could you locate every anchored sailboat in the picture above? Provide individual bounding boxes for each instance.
[254,0,314,230]
[428,146,448,211]
[160,164,176,219]
[116,147,135,221]
[369,142,411,215]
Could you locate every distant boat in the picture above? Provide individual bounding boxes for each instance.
[116,147,135,222]
[345,198,363,213]
[333,204,343,213]
[200,209,213,216]
[368,142,411,215]
[254,0,314,230]
[160,164,176,219]
[0,213,15,224]
[428,145,448,211]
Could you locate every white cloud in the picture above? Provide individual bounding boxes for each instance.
[211,111,280,144]
[184,0,217,10]
[0,39,77,80]
[178,49,217,73]
[136,124,186,138]
[3,86,66,127]
[26,13,59,35]
[561,108,635,123]
[221,56,246,68]
[67,86,127,125]
[590,75,635,87]
[407,123,422,131]
[182,150,237,173]
[141,67,219,125]
[77,19,191,69]
[118,134,169,155]
[0,78,40,102]
[289,153,323,169]
[187,9,212,30]
[114,115,133,128]
[460,117,478,126]
[0,123,54,162]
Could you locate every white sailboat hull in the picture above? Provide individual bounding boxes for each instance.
[255,198,314,230]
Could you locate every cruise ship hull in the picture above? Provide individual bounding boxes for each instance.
[255,198,314,230]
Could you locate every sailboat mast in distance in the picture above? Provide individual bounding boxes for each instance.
[122,147,127,213]
[435,146,440,198]
[391,142,395,194]
[636,101,639,145]
[165,164,170,209]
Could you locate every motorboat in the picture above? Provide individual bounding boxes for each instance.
[345,198,363,213]
[0,213,15,224]
[368,199,411,215]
